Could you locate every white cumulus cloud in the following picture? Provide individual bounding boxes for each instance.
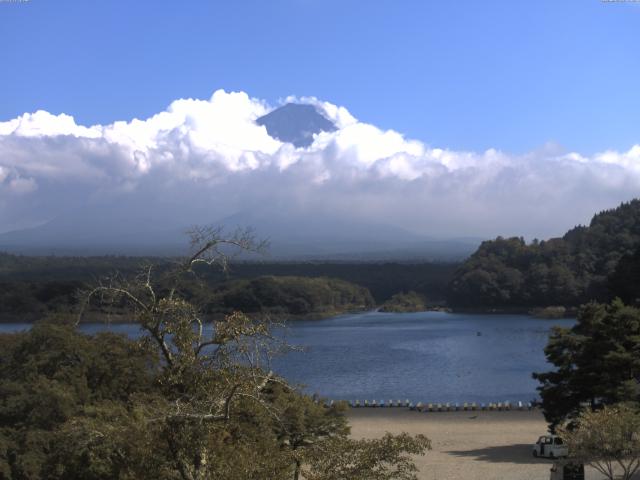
[1,89,640,243]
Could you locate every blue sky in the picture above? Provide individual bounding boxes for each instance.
[2,0,640,244]
[1,0,638,155]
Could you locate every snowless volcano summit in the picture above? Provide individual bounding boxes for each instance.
[256,103,337,148]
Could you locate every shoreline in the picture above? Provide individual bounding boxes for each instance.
[0,306,576,324]
[450,306,577,318]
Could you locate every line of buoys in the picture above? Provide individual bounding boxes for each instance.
[340,399,536,410]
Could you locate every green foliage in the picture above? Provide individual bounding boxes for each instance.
[608,245,640,306]
[557,404,640,480]
[303,432,431,480]
[533,299,640,427]
[0,280,83,320]
[264,383,350,480]
[379,291,427,313]
[202,276,375,318]
[449,199,640,308]
[0,319,344,479]
[0,323,157,479]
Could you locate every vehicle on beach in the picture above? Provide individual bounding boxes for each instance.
[533,434,568,458]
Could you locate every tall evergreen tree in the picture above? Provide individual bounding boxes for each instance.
[533,299,640,428]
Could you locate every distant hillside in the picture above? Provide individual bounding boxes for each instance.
[448,199,640,309]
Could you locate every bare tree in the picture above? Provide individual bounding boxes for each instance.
[78,227,285,480]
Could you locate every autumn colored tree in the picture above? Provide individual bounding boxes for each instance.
[558,404,640,480]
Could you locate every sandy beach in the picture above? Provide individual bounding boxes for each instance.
[347,409,636,480]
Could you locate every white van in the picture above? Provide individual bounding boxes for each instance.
[533,435,568,458]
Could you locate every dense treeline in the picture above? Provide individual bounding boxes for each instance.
[608,246,640,306]
[199,276,375,318]
[0,254,457,303]
[0,281,84,321]
[0,275,374,322]
[200,262,457,304]
[448,200,640,309]
[0,253,457,321]
[0,252,161,281]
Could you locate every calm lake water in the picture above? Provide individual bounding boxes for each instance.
[0,311,574,404]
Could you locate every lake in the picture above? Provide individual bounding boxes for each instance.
[0,311,573,404]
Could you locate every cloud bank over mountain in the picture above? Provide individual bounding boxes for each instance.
[1,89,639,249]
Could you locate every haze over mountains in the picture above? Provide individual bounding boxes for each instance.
[0,196,481,260]
[1,90,640,258]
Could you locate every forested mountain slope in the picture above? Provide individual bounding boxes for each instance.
[448,200,640,308]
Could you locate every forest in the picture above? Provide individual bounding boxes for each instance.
[448,200,640,309]
[0,254,456,322]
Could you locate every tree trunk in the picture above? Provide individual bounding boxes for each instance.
[193,447,209,480]
[293,459,301,480]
